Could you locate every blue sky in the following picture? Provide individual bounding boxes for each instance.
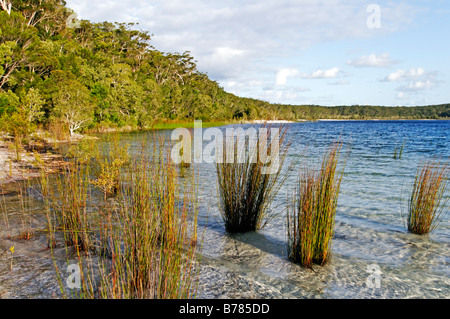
[66,0,450,107]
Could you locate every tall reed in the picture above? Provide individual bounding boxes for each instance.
[91,134,129,199]
[407,161,448,234]
[39,161,97,298]
[394,141,405,160]
[216,125,289,233]
[287,142,343,267]
[96,141,200,298]
[0,191,11,238]
[18,186,34,240]
[47,120,70,142]
[43,161,93,251]
[43,136,200,299]
[0,183,35,240]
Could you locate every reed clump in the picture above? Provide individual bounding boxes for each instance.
[47,120,70,142]
[42,136,200,299]
[407,161,448,235]
[42,162,93,251]
[0,184,34,240]
[98,147,199,299]
[91,138,129,199]
[287,142,343,267]
[216,125,289,233]
[66,137,99,164]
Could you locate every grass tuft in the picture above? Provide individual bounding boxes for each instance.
[97,145,200,299]
[287,142,344,267]
[216,125,289,233]
[42,161,93,251]
[41,135,200,299]
[407,160,448,235]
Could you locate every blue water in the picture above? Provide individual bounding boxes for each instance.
[83,120,450,298]
[180,120,449,298]
[4,120,447,298]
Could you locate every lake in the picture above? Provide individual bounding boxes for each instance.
[0,120,448,298]
[115,120,449,298]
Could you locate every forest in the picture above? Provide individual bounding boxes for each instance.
[1,0,449,139]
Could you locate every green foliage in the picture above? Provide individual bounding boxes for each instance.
[0,108,33,161]
[66,137,99,163]
[52,78,94,135]
[0,90,19,116]
[0,1,448,142]
[0,11,40,89]
[20,87,45,122]
[91,134,130,198]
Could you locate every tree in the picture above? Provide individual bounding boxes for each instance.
[0,0,445,138]
[0,0,11,15]
[0,110,30,161]
[21,87,45,122]
[13,0,69,37]
[0,89,19,116]
[53,79,94,136]
[0,11,39,90]
[106,63,143,126]
[0,90,32,161]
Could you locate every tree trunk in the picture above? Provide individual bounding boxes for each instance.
[0,0,11,15]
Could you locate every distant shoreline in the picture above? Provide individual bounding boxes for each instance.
[244,120,295,124]
[314,118,447,121]
[1,118,447,187]
[246,118,448,123]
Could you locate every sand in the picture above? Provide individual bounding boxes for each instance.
[244,120,295,124]
[0,140,69,195]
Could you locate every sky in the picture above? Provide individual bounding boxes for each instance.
[65,0,450,107]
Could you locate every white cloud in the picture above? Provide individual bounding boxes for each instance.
[201,46,249,79]
[64,0,427,105]
[260,89,297,102]
[384,68,439,100]
[226,81,237,88]
[302,67,340,79]
[396,92,406,99]
[211,47,246,62]
[403,80,435,91]
[384,68,426,82]
[329,80,350,85]
[275,68,299,86]
[66,0,421,80]
[383,68,438,93]
[347,53,399,67]
[260,85,311,104]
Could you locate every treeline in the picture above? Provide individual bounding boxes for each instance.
[0,1,449,140]
[266,103,450,120]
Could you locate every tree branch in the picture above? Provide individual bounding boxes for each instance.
[0,0,11,15]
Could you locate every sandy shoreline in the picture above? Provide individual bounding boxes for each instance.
[0,131,102,189]
[244,120,296,124]
[0,144,61,183]
[0,140,70,195]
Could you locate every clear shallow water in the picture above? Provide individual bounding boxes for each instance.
[182,120,449,298]
[109,120,448,298]
[1,120,448,298]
